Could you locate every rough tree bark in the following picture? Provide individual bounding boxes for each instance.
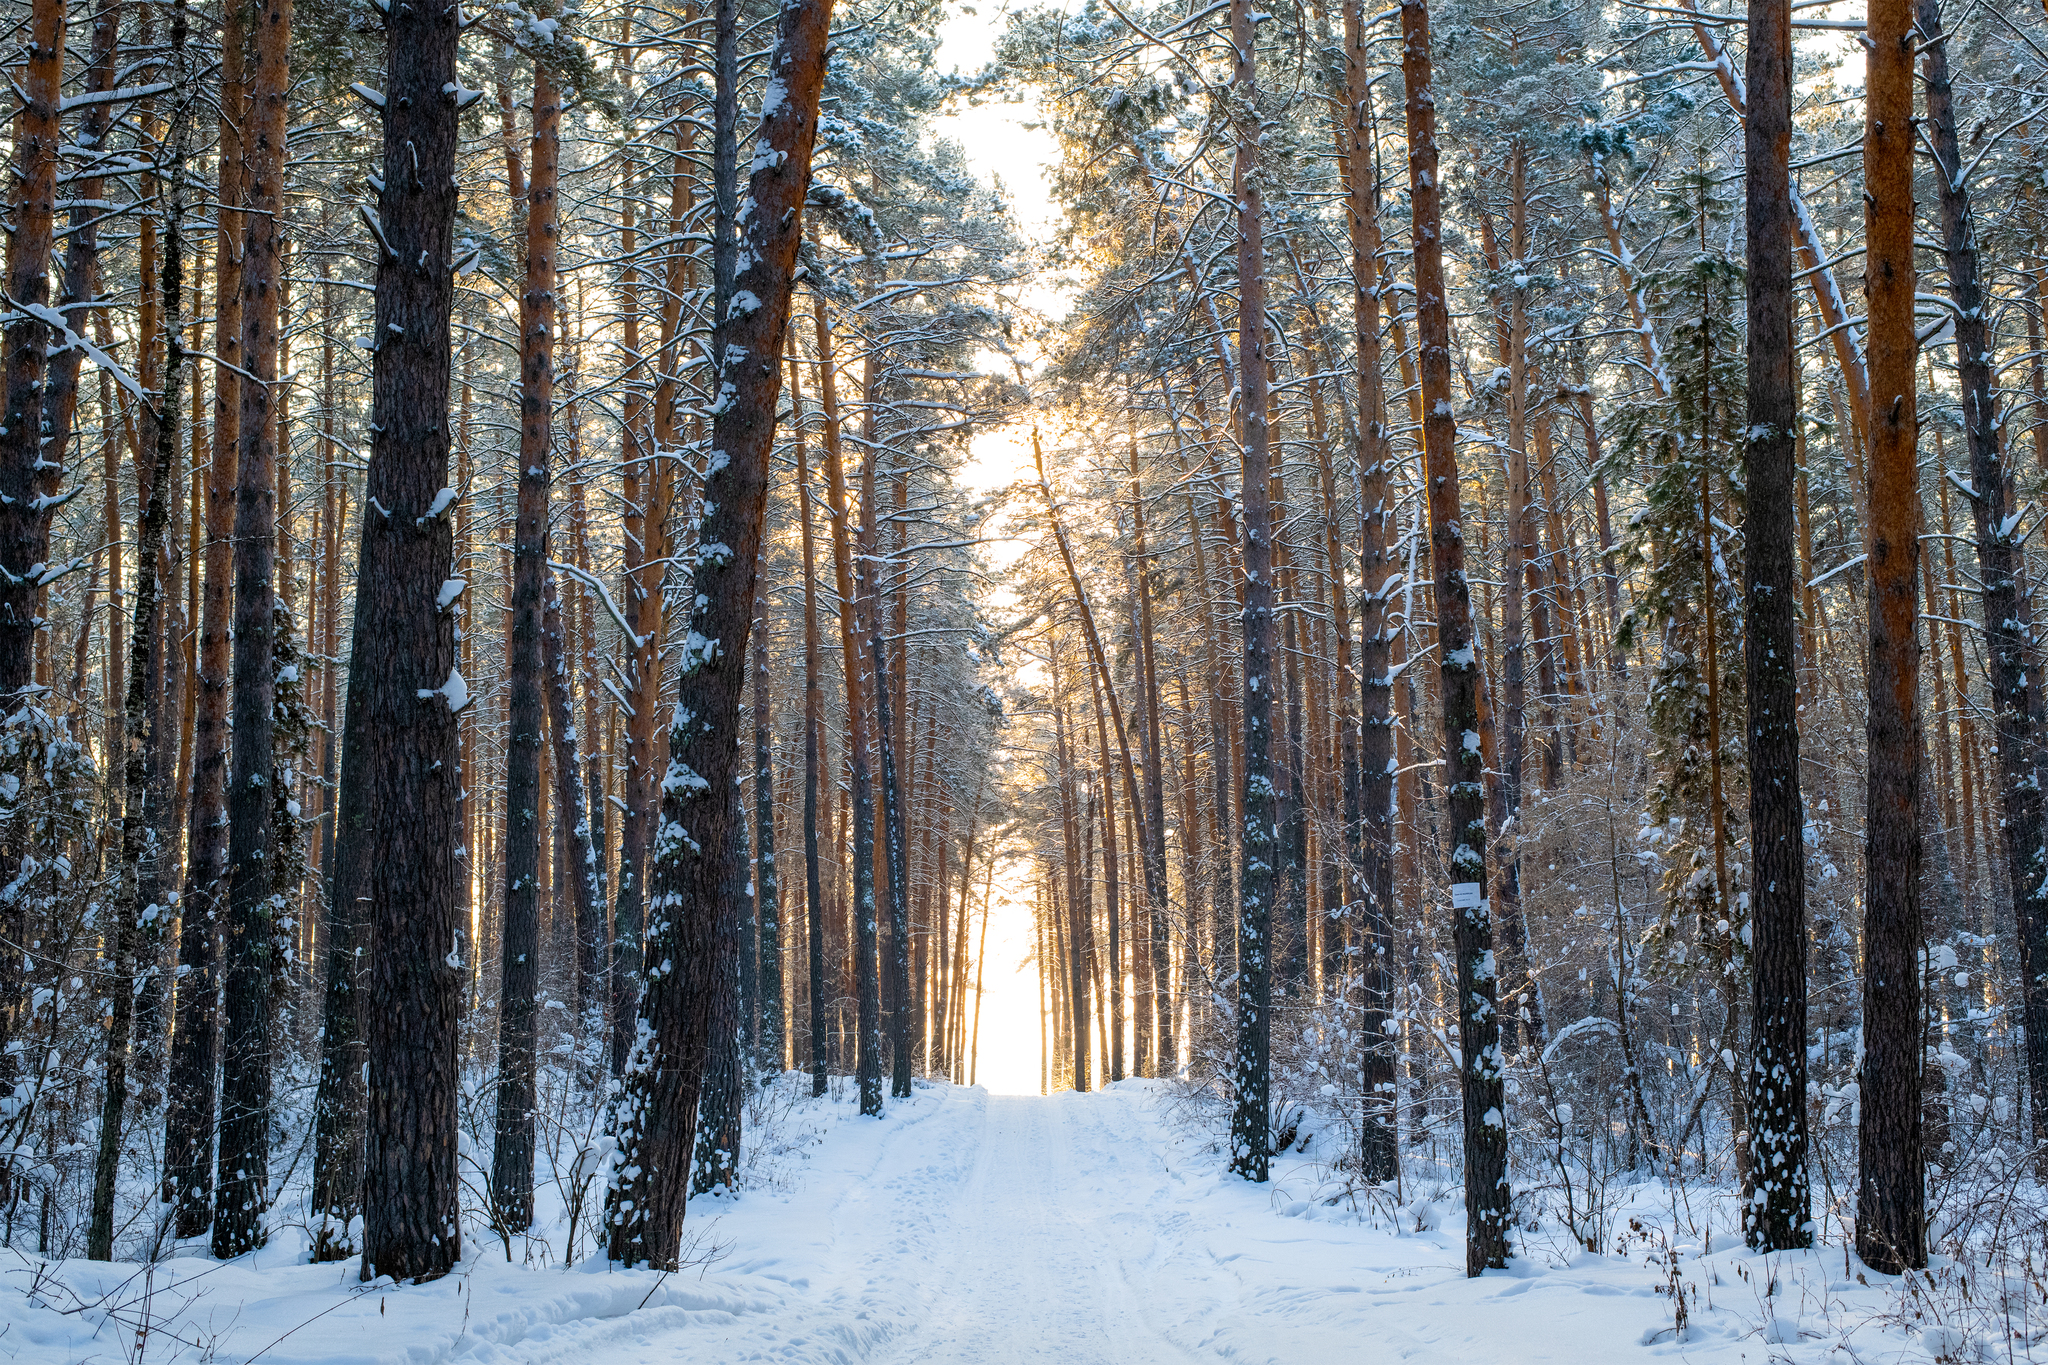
[214,0,290,1259]
[1742,0,1811,1252]
[493,31,560,1233]
[1855,0,1924,1276]
[88,29,181,1257]
[753,576,784,1071]
[1403,0,1509,1273]
[1917,0,2048,1174]
[0,0,63,710]
[165,0,247,1241]
[601,0,836,1263]
[0,0,66,1104]
[863,445,913,1098]
[1339,0,1398,1178]
[351,0,466,1281]
[813,298,884,1115]
[789,341,830,1097]
[1226,0,1277,1183]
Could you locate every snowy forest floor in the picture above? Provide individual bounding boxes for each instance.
[1,1081,2018,1365]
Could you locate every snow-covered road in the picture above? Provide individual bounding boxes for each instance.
[866,1090,1228,1364]
[9,1082,1910,1365]
[476,1083,1707,1365]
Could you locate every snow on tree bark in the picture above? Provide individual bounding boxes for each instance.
[1741,0,1811,1253]
[1916,0,2048,1178]
[214,0,290,1259]
[1402,0,1510,1272]
[351,0,466,1281]
[1338,0,1398,1177]
[788,341,832,1098]
[1227,0,1277,1184]
[493,33,560,1235]
[599,0,836,1260]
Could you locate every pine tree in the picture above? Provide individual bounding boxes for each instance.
[1742,0,1811,1251]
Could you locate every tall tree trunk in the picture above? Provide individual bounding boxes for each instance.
[600,0,834,1263]
[812,298,883,1115]
[754,578,783,1072]
[1088,650,1124,1082]
[1481,178,1537,1051]
[1339,0,1398,1177]
[1032,433,1167,1067]
[790,341,830,1097]
[1855,0,1925,1276]
[214,0,290,1258]
[692,789,745,1195]
[1403,0,1509,1273]
[0,0,66,1099]
[1917,0,2048,1175]
[493,37,559,1234]
[1051,638,1091,1092]
[353,0,465,1281]
[544,571,602,1040]
[166,0,248,1239]
[1126,427,1174,1074]
[0,0,64,710]
[1742,0,1811,1252]
[1686,21,1871,445]
[608,24,669,1080]
[1226,0,1277,1182]
[863,447,913,1098]
[89,53,182,1258]
[77,0,132,1250]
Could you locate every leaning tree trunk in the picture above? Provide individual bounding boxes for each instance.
[351,0,466,1283]
[1226,0,1277,1184]
[1402,0,1509,1274]
[1855,0,1925,1277]
[1742,0,1811,1253]
[692,789,746,1195]
[213,0,290,1260]
[1033,434,1169,1071]
[602,0,835,1266]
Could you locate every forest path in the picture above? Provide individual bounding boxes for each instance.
[861,1090,1202,1364]
[711,1083,1681,1365]
[661,1081,1521,1365]
[14,1083,1717,1365]
[103,1083,1700,1365]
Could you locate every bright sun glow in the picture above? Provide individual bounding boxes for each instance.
[954,425,1053,1094]
[931,5,1078,1094]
